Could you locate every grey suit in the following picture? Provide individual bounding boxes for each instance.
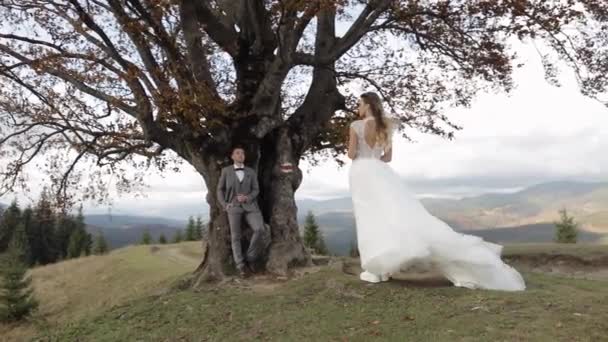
[217,165,268,269]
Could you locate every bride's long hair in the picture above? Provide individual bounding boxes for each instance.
[360,92,390,147]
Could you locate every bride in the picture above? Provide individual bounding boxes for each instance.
[347,92,525,291]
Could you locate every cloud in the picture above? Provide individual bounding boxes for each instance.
[2,43,607,218]
[293,43,608,199]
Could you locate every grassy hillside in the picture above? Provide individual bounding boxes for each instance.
[0,242,203,341]
[2,243,608,341]
[41,271,608,341]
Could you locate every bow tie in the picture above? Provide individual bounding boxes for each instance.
[235,167,244,171]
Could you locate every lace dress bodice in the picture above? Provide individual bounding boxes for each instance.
[350,118,390,160]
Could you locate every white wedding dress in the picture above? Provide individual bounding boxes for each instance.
[349,118,525,291]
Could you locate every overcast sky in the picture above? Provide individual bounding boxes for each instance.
[2,41,607,220]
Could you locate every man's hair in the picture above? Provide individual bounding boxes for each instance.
[231,145,245,153]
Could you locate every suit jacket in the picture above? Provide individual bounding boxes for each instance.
[216,165,260,212]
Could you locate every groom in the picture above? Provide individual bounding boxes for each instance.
[217,145,269,278]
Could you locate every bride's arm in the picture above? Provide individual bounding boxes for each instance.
[381,118,395,162]
[381,147,392,162]
[347,126,358,160]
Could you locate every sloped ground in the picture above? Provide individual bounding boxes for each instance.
[2,242,608,341]
[0,242,202,341]
[37,266,608,342]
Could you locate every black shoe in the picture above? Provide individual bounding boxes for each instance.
[247,262,258,274]
[237,266,250,279]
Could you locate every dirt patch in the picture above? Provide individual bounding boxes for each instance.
[198,259,343,293]
[209,273,287,294]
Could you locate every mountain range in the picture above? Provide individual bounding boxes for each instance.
[1,181,606,253]
[295,181,608,231]
[297,181,608,254]
[420,181,608,232]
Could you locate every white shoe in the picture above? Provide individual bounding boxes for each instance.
[380,274,391,282]
[360,271,381,283]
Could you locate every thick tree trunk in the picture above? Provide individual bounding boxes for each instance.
[191,154,235,285]
[259,127,311,275]
[191,127,310,286]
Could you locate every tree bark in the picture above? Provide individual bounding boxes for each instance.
[191,125,310,285]
[191,154,234,284]
[260,127,311,275]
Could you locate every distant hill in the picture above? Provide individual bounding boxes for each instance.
[84,214,186,229]
[421,181,608,232]
[85,224,186,249]
[82,214,188,249]
[294,181,608,255]
[296,197,354,218]
[306,213,605,256]
[3,180,606,253]
[300,211,357,256]
[296,181,608,231]
[470,223,603,244]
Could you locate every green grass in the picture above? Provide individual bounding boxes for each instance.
[3,242,608,342]
[503,243,608,258]
[38,269,608,342]
[0,242,202,341]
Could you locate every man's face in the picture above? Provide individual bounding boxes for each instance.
[231,148,245,164]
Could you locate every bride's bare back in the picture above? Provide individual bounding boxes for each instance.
[363,119,379,148]
[350,118,390,160]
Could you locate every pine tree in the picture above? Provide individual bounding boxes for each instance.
[93,233,109,255]
[140,230,152,245]
[172,230,183,243]
[185,216,196,241]
[82,232,93,256]
[20,207,35,266]
[316,233,328,256]
[195,216,204,240]
[555,209,578,243]
[0,200,21,253]
[76,207,92,256]
[8,223,31,265]
[303,211,319,251]
[302,211,328,255]
[67,228,86,258]
[30,190,58,265]
[54,214,76,260]
[158,234,167,244]
[0,247,39,322]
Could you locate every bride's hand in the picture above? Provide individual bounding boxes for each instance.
[381,146,392,162]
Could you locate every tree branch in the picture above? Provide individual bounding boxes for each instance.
[328,0,391,62]
[180,0,221,97]
[187,0,239,57]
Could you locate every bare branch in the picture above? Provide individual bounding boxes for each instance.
[187,0,239,56]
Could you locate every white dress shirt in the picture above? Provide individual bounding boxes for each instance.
[234,164,245,182]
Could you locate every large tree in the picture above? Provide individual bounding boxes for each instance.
[0,1,607,283]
